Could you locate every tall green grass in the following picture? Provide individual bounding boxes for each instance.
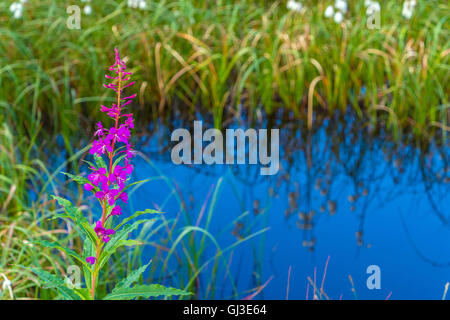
[1,0,448,140]
[0,122,69,299]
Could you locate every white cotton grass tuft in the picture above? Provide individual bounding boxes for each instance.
[334,0,347,14]
[127,0,138,8]
[402,0,417,19]
[364,0,381,15]
[128,0,148,10]
[333,11,344,23]
[324,5,334,18]
[1,274,13,299]
[138,0,148,9]
[287,0,303,13]
[80,0,92,15]
[9,1,25,19]
[84,5,92,15]
[324,0,347,24]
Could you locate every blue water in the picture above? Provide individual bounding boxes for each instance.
[125,120,450,300]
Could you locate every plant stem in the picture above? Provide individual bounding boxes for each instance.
[90,201,105,299]
[90,65,122,300]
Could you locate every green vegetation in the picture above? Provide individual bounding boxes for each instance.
[2,0,448,137]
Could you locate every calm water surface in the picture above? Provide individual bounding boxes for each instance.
[125,116,450,300]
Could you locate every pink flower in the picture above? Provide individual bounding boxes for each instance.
[107,125,130,144]
[118,191,128,203]
[84,48,136,241]
[86,257,96,265]
[124,162,133,175]
[84,167,108,192]
[125,116,134,129]
[111,205,123,216]
[89,138,113,156]
[94,221,115,243]
[94,122,104,137]
[110,165,128,189]
[95,187,119,206]
[84,183,94,192]
[88,167,108,186]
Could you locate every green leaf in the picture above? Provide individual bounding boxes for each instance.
[82,237,95,292]
[113,261,151,291]
[23,266,81,300]
[74,288,92,300]
[94,154,107,170]
[96,218,154,270]
[97,239,142,270]
[105,219,149,252]
[82,159,96,169]
[61,172,90,186]
[111,154,127,172]
[51,195,98,245]
[33,239,91,271]
[121,178,151,193]
[52,196,80,219]
[102,284,191,300]
[115,208,162,231]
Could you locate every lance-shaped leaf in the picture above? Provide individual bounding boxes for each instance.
[23,266,82,300]
[111,154,127,172]
[94,154,107,169]
[102,284,191,300]
[96,218,155,270]
[115,208,161,231]
[74,288,92,300]
[33,239,92,271]
[51,195,97,245]
[82,237,95,292]
[61,172,90,186]
[120,178,151,193]
[113,261,151,291]
[97,239,142,270]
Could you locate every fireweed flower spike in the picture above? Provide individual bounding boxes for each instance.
[84,47,138,297]
[87,48,135,215]
[27,48,189,300]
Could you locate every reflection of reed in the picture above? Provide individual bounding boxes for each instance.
[138,109,450,252]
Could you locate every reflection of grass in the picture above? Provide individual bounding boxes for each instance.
[1,0,448,139]
[305,258,449,300]
[125,153,270,299]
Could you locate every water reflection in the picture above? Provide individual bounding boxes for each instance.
[132,111,449,298]
[140,111,449,247]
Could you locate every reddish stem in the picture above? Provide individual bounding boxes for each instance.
[90,65,122,300]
